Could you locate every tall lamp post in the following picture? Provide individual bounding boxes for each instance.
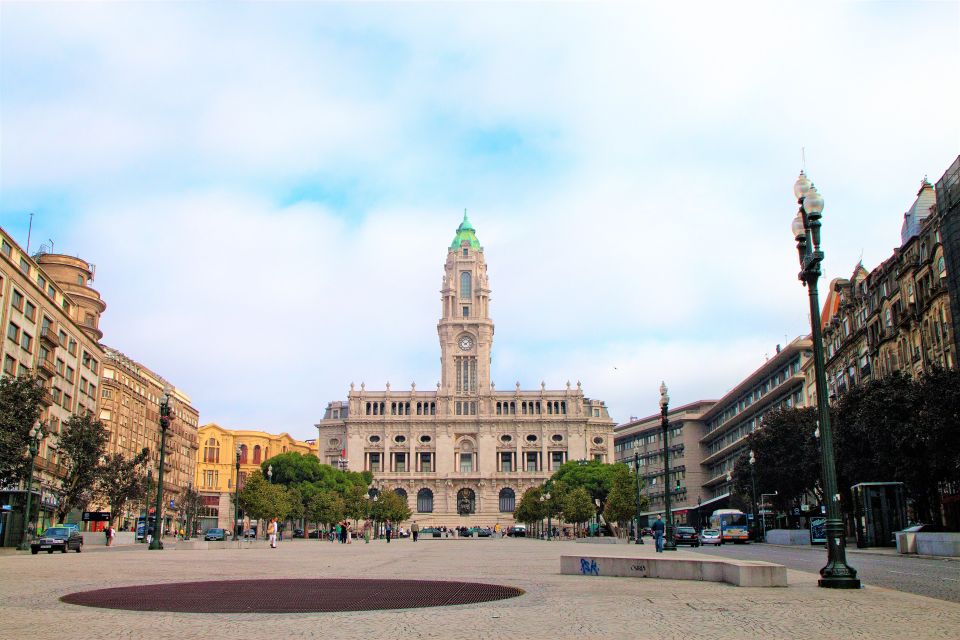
[545,492,552,541]
[659,382,676,551]
[791,171,860,589]
[633,452,644,544]
[149,390,174,550]
[749,450,759,542]
[234,444,242,543]
[18,423,46,550]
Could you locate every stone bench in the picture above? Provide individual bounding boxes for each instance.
[561,555,787,587]
[915,533,960,557]
[175,539,270,550]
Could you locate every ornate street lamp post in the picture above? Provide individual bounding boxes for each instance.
[545,492,553,541]
[659,382,676,551]
[18,423,46,551]
[791,172,860,589]
[749,450,759,542]
[234,444,242,542]
[633,452,644,544]
[149,390,174,550]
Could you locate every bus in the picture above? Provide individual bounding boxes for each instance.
[709,509,750,543]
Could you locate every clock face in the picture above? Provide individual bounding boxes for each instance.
[458,336,474,351]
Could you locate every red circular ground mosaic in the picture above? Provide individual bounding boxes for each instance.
[60,578,524,613]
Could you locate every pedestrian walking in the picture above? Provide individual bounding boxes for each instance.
[411,520,419,542]
[385,519,393,543]
[347,521,353,544]
[268,518,278,548]
[652,515,665,553]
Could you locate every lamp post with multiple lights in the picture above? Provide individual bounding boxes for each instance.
[234,445,242,542]
[149,390,174,550]
[17,423,46,551]
[633,452,644,544]
[749,450,759,541]
[791,171,860,588]
[659,382,676,551]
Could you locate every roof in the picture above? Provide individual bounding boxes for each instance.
[450,211,482,250]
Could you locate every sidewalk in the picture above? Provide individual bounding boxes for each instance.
[763,542,959,562]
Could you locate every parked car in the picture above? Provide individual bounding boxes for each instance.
[698,528,722,546]
[420,527,442,538]
[640,527,653,537]
[673,526,700,547]
[32,526,83,554]
[307,529,325,539]
[468,527,493,537]
[507,526,526,537]
[204,528,226,541]
[242,528,257,538]
[292,528,305,538]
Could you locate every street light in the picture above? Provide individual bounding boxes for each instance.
[234,444,242,543]
[659,382,676,551]
[545,492,552,541]
[149,390,174,550]
[791,171,861,589]
[633,452,644,544]
[142,468,152,543]
[18,423,46,551]
[749,450,759,542]
[761,491,778,543]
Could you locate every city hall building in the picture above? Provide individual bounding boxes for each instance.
[317,215,615,526]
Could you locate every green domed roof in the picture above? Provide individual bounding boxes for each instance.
[450,210,481,250]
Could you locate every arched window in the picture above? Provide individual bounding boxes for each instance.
[239,444,248,464]
[203,438,220,463]
[252,445,261,464]
[417,488,433,513]
[393,488,408,504]
[499,488,516,513]
[368,488,379,500]
[456,488,476,514]
[460,271,472,298]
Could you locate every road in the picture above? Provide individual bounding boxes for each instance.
[690,542,960,603]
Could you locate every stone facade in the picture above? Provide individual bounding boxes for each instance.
[0,228,106,537]
[98,346,200,530]
[195,423,316,532]
[318,215,615,527]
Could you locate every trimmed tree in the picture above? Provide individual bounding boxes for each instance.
[96,447,150,527]
[307,490,344,536]
[604,464,644,526]
[0,374,45,487]
[562,486,595,535]
[372,490,411,524]
[55,413,109,521]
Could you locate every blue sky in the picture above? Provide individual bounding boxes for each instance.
[2,2,958,439]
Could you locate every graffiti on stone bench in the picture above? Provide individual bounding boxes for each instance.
[579,558,600,576]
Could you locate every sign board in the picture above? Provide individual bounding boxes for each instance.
[82,511,111,522]
[810,517,827,545]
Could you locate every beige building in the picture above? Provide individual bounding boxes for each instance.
[97,346,200,530]
[1,227,106,537]
[194,423,316,532]
[318,215,615,527]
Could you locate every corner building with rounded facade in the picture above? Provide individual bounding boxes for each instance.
[317,216,615,526]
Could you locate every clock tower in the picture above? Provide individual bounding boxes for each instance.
[438,212,493,401]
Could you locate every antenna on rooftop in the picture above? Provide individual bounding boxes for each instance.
[26,213,34,254]
[802,147,806,171]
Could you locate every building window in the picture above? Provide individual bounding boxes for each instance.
[11,289,24,311]
[460,271,472,298]
[525,451,538,472]
[460,452,474,473]
[3,355,14,375]
[394,452,407,472]
[417,488,434,513]
[499,488,516,513]
[19,257,29,274]
[500,452,513,472]
[418,452,433,472]
[252,444,261,464]
[551,451,565,469]
[462,306,470,317]
[205,440,221,464]
[20,331,32,353]
[0,239,10,256]
[7,322,19,344]
[24,301,36,321]
[367,452,381,472]
[238,444,248,464]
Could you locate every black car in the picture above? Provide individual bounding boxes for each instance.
[507,526,526,537]
[31,526,83,554]
[292,528,305,538]
[673,526,700,547]
[204,528,226,541]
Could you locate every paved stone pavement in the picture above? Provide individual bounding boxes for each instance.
[3,538,959,639]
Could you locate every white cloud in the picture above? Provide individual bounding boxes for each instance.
[2,2,958,438]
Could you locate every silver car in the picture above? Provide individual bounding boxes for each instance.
[699,528,722,545]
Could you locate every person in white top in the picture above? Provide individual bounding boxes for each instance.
[268,518,278,548]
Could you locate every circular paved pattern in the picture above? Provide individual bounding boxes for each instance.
[61,578,524,613]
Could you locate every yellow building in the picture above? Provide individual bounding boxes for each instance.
[194,423,316,532]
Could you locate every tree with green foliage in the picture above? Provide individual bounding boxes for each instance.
[96,447,150,528]
[238,471,292,531]
[513,486,546,526]
[180,484,202,536]
[0,374,45,487]
[307,490,344,534]
[604,464,644,525]
[562,486,595,531]
[285,485,305,528]
[731,407,821,516]
[342,484,368,523]
[261,452,372,492]
[371,490,411,524]
[549,460,623,520]
[55,412,109,521]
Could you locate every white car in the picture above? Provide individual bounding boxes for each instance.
[699,528,723,545]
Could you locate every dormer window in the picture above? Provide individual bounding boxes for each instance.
[463,248,468,257]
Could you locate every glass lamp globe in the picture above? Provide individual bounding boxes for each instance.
[792,214,806,239]
[793,171,811,200]
[803,184,824,215]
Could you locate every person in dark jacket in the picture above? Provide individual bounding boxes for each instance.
[652,515,665,553]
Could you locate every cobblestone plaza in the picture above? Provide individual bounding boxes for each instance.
[3,539,958,639]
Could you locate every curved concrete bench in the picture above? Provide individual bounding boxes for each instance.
[561,555,787,587]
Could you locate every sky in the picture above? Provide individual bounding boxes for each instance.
[1,2,958,440]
